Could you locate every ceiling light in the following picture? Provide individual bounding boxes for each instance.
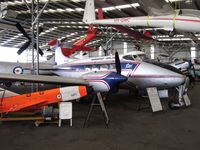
[165,0,185,2]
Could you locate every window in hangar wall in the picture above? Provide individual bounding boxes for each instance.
[191,46,196,62]
[150,44,155,59]
[123,42,127,54]
[0,46,47,62]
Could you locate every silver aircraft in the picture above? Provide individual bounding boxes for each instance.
[0,54,55,75]
[0,45,189,108]
[0,57,55,86]
[49,45,188,108]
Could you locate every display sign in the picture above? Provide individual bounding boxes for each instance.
[147,87,163,112]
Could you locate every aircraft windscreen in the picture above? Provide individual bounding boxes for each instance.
[179,9,200,18]
[123,54,150,61]
[137,54,150,61]
[123,55,135,61]
[145,60,183,75]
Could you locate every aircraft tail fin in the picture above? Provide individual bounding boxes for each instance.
[55,45,76,65]
[83,0,96,24]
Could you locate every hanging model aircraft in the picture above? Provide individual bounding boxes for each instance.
[83,0,200,33]
[97,8,152,41]
[48,25,98,57]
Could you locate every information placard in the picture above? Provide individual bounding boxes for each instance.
[147,87,163,112]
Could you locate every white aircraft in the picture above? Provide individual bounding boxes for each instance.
[0,44,189,108]
[0,60,54,75]
[46,44,188,108]
[0,57,55,87]
[83,0,200,33]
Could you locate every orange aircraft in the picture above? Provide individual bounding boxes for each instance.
[48,25,98,57]
[0,86,87,113]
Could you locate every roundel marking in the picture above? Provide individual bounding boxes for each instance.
[57,93,62,99]
[13,66,23,74]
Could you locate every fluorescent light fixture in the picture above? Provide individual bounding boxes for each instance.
[158,37,191,41]
[165,0,185,2]
[101,3,140,12]
[75,8,84,12]
[65,8,74,12]
[8,0,85,6]
[18,2,140,14]
[57,9,65,12]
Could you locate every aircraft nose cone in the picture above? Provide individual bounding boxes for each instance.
[163,70,186,88]
[134,61,187,88]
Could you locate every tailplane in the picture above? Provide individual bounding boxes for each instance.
[48,39,76,65]
[83,0,96,24]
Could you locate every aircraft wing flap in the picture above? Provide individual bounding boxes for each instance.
[0,73,87,85]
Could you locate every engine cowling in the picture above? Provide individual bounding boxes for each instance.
[83,71,127,92]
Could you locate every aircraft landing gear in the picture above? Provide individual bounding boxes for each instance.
[169,77,191,109]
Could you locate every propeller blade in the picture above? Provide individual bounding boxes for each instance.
[46,48,52,51]
[17,41,31,55]
[34,44,44,56]
[38,27,44,35]
[115,52,121,74]
[15,23,30,40]
[192,65,196,79]
[61,37,68,43]
[38,47,44,56]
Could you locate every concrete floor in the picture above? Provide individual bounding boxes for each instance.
[0,83,200,150]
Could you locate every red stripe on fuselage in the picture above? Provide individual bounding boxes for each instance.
[132,75,183,78]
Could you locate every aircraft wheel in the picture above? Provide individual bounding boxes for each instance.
[168,101,180,110]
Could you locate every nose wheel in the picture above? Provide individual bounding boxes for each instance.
[169,77,191,109]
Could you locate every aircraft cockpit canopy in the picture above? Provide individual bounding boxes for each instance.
[123,54,149,61]
[179,9,200,18]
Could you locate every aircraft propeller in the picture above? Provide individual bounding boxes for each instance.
[115,52,121,74]
[15,23,44,56]
[190,59,198,80]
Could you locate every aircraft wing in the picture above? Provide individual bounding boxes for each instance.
[0,73,87,85]
[112,25,152,40]
[80,46,94,51]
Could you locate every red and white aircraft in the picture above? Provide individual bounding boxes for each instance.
[48,25,98,57]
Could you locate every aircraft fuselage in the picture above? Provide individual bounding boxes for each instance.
[53,58,185,90]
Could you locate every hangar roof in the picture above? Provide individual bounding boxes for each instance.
[0,0,199,52]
